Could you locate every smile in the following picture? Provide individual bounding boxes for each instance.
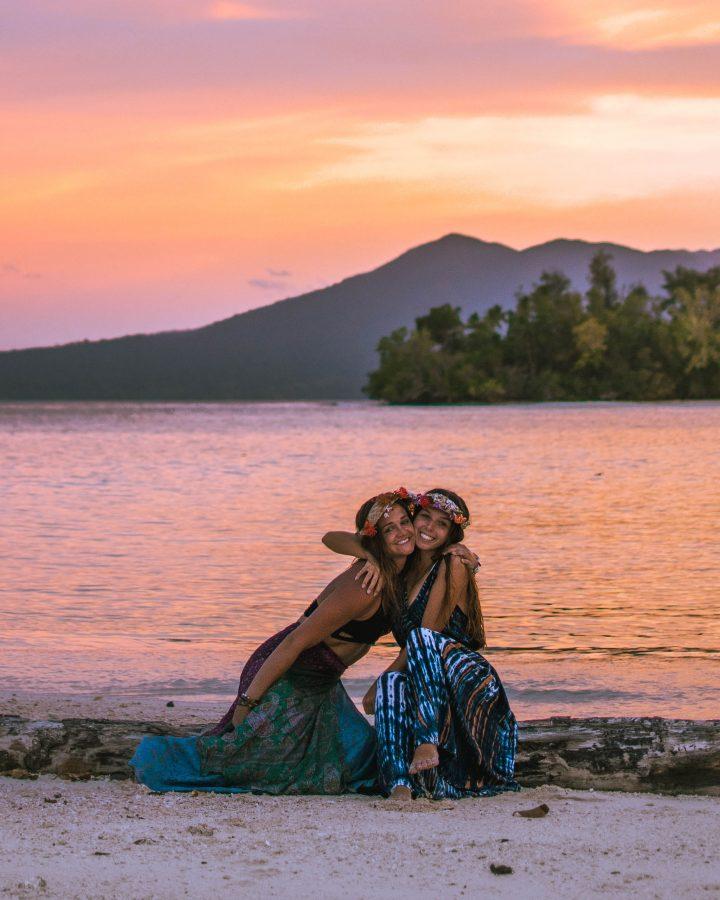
[419,532,434,541]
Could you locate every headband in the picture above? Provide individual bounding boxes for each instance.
[359,487,413,537]
[416,491,469,527]
[359,487,469,536]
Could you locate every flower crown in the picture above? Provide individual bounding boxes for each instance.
[416,491,469,527]
[359,487,469,536]
[359,487,413,537]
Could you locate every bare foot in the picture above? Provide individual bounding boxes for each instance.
[408,742,439,774]
[389,785,412,802]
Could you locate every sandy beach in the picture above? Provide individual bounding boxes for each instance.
[2,775,719,899]
[2,692,720,899]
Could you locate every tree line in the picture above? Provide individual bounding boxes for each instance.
[365,253,720,402]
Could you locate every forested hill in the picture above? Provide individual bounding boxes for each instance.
[2,233,720,400]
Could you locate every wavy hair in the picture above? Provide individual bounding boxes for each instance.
[355,496,414,623]
[421,487,485,648]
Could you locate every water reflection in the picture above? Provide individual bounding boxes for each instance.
[1,401,718,718]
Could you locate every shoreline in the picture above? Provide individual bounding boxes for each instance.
[2,692,720,897]
[3,692,719,797]
[0,689,232,728]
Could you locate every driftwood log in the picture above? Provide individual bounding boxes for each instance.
[1,715,718,795]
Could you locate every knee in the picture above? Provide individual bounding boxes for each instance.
[407,626,435,651]
[377,671,406,693]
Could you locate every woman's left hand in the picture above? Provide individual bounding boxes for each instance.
[446,543,481,572]
[231,705,250,728]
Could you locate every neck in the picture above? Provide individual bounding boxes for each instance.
[390,555,407,572]
[418,549,436,568]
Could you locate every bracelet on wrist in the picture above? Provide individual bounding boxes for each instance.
[237,693,259,710]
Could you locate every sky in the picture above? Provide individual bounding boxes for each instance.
[2,0,720,349]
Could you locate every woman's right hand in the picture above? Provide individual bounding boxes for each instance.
[362,681,377,715]
[231,705,250,728]
[354,556,384,595]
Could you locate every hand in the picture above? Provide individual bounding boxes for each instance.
[231,705,250,728]
[355,557,384,595]
[362,682,377,715]
[446,543,481,573]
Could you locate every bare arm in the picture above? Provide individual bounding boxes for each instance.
[420,556,469,632]
[233,574,373,725]
[322,531,368,559]
[445,542,481,571]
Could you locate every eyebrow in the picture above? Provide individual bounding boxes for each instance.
[384,515,409,529]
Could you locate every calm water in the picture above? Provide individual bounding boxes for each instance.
[1,401,719,720]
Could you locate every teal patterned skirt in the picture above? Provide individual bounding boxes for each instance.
[130,627,378,795]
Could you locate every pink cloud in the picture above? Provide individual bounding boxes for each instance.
[207,2,302,21]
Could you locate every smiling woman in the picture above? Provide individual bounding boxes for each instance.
[322,487,517,801]
[129,490,415,795]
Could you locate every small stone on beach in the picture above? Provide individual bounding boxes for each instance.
[166,701,175,707]
[490,863,513,875]
[514,803,550,818]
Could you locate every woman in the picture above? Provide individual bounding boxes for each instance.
[323,488,519,801]
[130,490,415,795]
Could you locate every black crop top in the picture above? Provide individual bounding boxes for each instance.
[303,598,389,644]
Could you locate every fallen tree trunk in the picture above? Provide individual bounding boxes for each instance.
[1,715,718,795]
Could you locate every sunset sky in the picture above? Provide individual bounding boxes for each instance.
[2,0,720,349]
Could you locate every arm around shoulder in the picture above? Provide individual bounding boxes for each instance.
[322,531,369,559]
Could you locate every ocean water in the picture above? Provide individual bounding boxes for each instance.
[1,401,718,720]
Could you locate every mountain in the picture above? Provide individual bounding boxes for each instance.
[2,233,719,400]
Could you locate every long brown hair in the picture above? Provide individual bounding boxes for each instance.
[423,487,486,648]
[355,496,413,623]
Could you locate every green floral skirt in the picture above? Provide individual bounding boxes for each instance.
[131,627,378,795]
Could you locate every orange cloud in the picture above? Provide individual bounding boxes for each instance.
[543,1,720,49]
[302,96,720,208]
[2,1,720,349]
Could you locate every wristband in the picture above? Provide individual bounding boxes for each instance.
[237,693,259,710]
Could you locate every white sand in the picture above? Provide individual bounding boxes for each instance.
[1,777,719,899]
[2,692,720,899]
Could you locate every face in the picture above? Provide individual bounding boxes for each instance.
[378,504,415,558]
[413,506,453,552]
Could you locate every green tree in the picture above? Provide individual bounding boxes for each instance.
[670,286,720,397]
[503,272,583,399]
[365,258,720,404]
[587,250,619,318]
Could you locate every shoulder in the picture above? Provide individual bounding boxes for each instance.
[324,565,374,607]
[445,554,469,587]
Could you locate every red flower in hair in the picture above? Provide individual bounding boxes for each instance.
[419,494,430,508]
[396,486,409,499]
[362,522,377,537]
[453,513,465,525]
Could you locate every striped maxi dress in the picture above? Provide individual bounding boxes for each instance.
[374,560,520,798]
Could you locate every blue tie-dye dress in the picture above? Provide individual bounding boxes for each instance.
[374,561,520,798]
